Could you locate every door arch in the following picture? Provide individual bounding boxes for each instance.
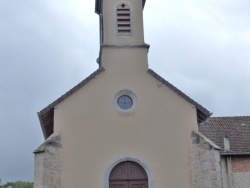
[109,161,148,188]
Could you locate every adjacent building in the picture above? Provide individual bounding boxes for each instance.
[199,117,250,188]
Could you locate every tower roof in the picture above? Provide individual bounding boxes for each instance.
[95,0,147,14]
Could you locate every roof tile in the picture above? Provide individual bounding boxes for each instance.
[199,116,250,154]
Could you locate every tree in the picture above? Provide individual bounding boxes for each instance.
[11,181,33,188]
[0,180,33,188]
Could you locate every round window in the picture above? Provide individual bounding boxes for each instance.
[117,95,133,110]
[113,89,137,114]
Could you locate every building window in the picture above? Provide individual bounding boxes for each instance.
[116,3,131,35]
[113,89,137,114]
[117,95,133,110]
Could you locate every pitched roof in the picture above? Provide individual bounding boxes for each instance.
[38,67,105,139]
[199,116,250,155]
[148,69,211,123]
[38,67,211,139]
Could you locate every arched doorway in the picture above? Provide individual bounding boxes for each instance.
[109,161,148,188]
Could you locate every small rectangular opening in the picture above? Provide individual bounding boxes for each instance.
[118,24,130,27]
[117,13,130,17]
[118,19,130,22]
[118,30,131,33]
[117,9,130,11]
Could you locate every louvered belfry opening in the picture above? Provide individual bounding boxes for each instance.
[117,3,131,35]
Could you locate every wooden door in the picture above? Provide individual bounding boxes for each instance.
[109,161,148,188]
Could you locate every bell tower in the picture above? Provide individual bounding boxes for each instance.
[95,0,149,70]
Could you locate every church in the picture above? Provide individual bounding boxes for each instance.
[34,0,250,188]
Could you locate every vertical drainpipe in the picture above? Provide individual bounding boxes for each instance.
[99,13,103,67]
[97,1,103,67]
[226,156,234,188]
[224,137,234,188]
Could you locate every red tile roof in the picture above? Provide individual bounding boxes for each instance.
[199,116,250,154]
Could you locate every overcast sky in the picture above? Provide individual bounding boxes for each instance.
[0,0,249,183]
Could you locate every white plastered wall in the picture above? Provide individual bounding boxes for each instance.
[50,0,199,187]
[53,62,198,188]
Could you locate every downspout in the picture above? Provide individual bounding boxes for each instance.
[97,13,103,67]
[226,156,234,188]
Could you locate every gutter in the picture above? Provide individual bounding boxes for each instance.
[220,152,250,156]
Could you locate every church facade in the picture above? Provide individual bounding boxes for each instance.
[34,1,250,188]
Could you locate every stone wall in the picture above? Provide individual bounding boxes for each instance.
[34,134,63,188]
[232,156,250,188]
[33,131,250,188]
[191,131,222,188]
[233,172,250,188]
